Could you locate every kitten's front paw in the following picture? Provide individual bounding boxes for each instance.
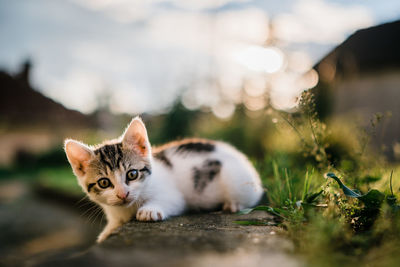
[97,229,111,243]
[136,207,165,221]
[97,223,120,243]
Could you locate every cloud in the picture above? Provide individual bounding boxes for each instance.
[274,0,374,44]
[169,0,251,11]
[0,0,389,116]
[70,0,252,23]
[145,8,268,51]
[70,0,156,23]
[13,1,269,115]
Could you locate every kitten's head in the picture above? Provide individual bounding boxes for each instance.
[64,117,152,207]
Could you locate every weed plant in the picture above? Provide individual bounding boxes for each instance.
[245,91,400,266]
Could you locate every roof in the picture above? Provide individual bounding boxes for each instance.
[0,62,96,129]
[314,20,400,81]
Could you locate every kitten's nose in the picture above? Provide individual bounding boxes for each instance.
[117,191,129,200]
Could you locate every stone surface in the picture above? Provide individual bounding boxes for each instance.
[0,180,300,267]
[0,181,101,267]
[40,211,299,267]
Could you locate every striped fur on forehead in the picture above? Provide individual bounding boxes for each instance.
[92,141,152,174]
[94,143,124,171]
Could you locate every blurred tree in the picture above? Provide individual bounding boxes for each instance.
[158,101,200,143]
[15,59,32,86]
[198,105,270,159]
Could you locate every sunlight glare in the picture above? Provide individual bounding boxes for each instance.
[235,46,284,74]
[212,102,235,120]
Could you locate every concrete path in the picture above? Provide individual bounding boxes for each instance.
[40,211,299,267]
[0,180,101,267]
[0,180,300,267]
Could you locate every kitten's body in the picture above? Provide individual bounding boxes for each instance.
[65,118,263,242]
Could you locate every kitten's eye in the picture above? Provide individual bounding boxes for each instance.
[97,178,111,189]
[126,169,139,181]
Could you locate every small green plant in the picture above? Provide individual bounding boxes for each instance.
[326,172,385,232]
[239,160,325,226]
[241,91,400,266]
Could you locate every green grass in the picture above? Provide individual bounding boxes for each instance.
[253,154,400,267]
[0,164,83,198]
[35,167,83,197]
[246,93,400,266]
[233,91,400,266]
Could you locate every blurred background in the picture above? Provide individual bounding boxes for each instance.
[1,0,400,266]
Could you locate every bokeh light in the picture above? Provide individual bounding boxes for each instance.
[234,46,284,74]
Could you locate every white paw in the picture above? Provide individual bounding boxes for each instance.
[136,207,165,221]
[223,202,244,213]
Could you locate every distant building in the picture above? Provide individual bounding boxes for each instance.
[0,60,96,129]
[313,20,400,159]
[0,61,97,165]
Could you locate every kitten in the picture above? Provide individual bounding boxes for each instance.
[65,117,263,243]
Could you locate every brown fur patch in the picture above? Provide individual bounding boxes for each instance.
[193,159,221,193]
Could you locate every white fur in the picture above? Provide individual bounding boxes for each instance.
[158,142,263,211]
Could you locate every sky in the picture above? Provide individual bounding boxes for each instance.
[1,0,400,117]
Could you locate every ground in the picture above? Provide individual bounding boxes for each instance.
[42,212,298,267]
[0,180,299,267]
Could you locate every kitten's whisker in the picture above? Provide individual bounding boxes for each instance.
[74,195,89,206]
[77,202,92,209]
[89,207,103,226]
[77,203,93,210]
[81,204,98,216]
[100,212,105,226]
[80,205,99,218]
[86,207,101,224]
[93,208,104,226]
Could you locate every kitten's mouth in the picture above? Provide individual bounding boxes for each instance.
[115,199,134,207]
[108,196,137,207]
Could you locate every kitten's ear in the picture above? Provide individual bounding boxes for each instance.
[122,117,151,156]
[64,139,93,177]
